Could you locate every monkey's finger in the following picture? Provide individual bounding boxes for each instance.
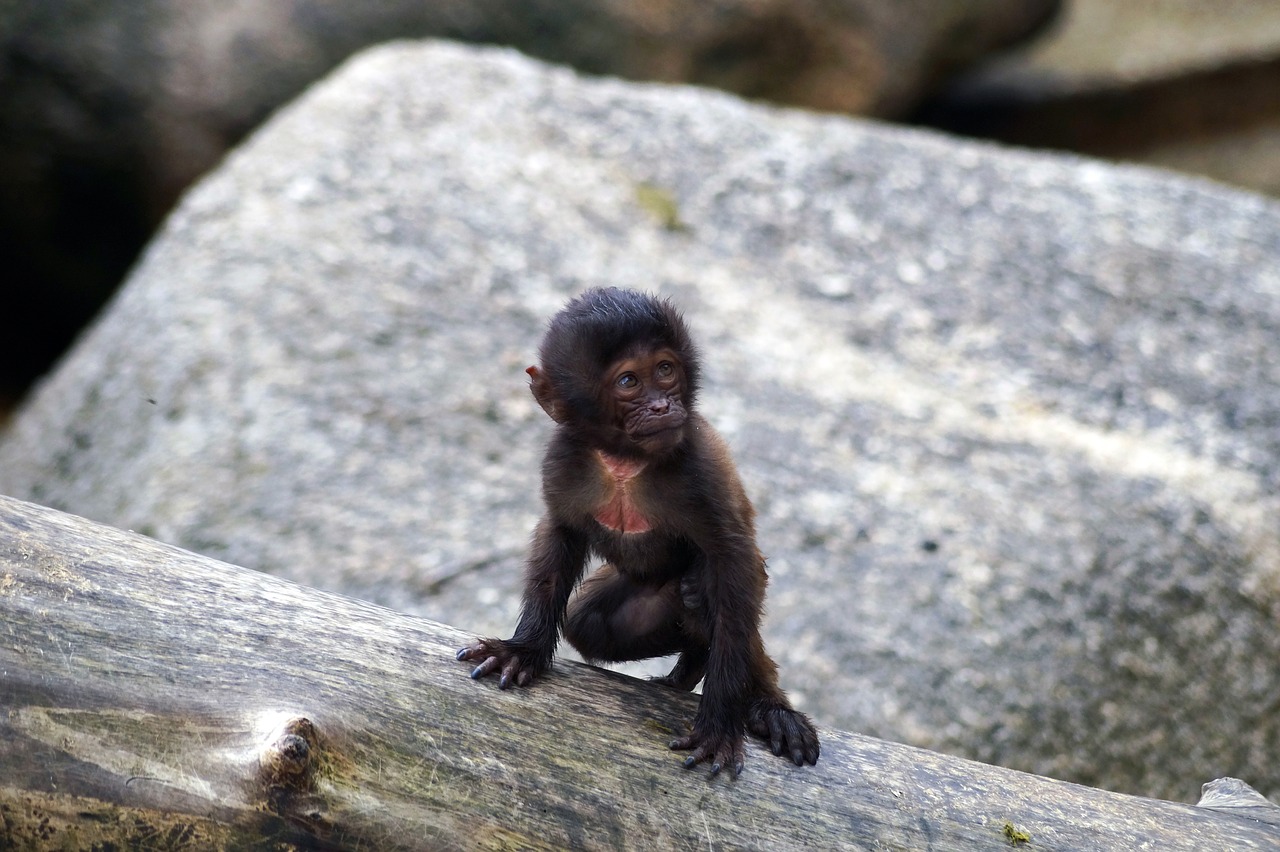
[470,656,501,679]
[785,724,813,765]
[669,734,694,751]
[675,731,716,767]
[498,657,524,689]
[713,749,742,778]
[708,741,746,777]
[803,733,821,766]
[793,726,814,757]
[791,718,820,765]
[780,721,803,765]
[681,747,715,770]
[789,727,819,765]
[458,640,498,661]
[767,716,786,757]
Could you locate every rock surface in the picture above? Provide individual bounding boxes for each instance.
[2,41,1278,802]
[0,0,1057,398]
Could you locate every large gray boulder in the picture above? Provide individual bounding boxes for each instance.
[0,0,1057,397]
[2,41,1278,802]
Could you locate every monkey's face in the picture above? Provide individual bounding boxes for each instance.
[604,347,688,455]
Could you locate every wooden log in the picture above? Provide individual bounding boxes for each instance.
[0,494,1276,850]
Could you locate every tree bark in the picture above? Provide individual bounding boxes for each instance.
[1,494,1276,850]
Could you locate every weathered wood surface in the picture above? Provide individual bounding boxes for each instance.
[1,494,1277,850]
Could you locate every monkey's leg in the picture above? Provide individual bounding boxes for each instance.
[565,563,687,663]
[648,563,710,689]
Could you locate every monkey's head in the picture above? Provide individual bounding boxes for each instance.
[527,287,701,457]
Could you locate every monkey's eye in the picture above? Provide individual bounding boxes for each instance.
[617,373,639,389]
[655,361,674,379]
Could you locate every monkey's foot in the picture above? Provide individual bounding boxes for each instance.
[669,727,745,778]
[748,700,820,766]
[455,638,546,689]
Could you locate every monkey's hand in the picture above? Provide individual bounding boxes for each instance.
[748,699,820,767]
[669,724,746,778]
[455,638,548,689]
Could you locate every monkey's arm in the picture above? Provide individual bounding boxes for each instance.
[456,518,589,688]
[667,534,767,777]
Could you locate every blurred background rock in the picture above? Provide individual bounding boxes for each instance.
[7,1,1279,413]
[917,0,1280,200]
[0,0,1060,412]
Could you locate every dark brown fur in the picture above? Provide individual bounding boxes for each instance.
[457,287,819,776]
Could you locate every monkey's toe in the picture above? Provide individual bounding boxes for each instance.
[470,656,501,680]
[671,730,745,778]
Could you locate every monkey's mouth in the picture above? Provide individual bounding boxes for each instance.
[631,425,685,454]
[631,415,687,439]
[633,423,681,438]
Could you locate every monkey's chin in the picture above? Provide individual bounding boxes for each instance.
[632,425,685,455]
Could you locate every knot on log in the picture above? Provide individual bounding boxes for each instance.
[257,716,319,792]
[255,715,335,837]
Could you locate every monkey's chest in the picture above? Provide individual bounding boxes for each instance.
[594,491,652,534]
[592,453,653,535]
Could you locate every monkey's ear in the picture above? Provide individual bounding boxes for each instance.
[527,366,569,423]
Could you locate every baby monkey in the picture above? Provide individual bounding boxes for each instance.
[458,287,819,776]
